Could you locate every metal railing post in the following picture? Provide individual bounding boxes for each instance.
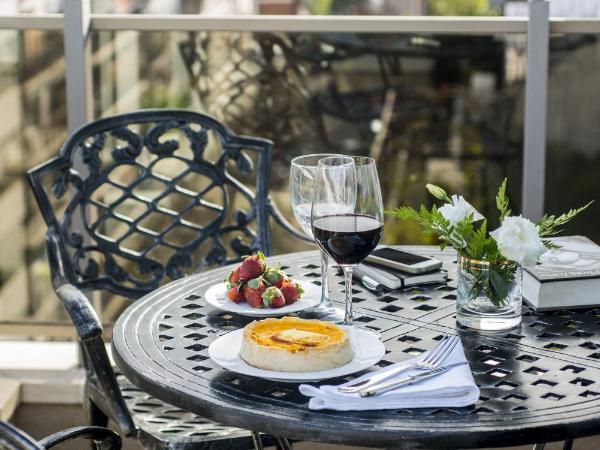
[63,0,92,133]
[522,0,549,221]
[63,0,96,322]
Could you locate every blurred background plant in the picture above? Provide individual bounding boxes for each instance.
[428,0,500,16]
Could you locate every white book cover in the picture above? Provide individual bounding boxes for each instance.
[523,236,600,310]
[525,235,600,283]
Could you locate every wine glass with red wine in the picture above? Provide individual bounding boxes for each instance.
[311,156,384,327]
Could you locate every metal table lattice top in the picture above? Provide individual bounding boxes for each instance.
[112,247,600,449]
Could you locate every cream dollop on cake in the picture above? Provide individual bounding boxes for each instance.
[239,317,354,372]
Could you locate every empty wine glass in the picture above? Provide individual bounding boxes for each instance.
[311,156,384,327]
[290,154,344,321]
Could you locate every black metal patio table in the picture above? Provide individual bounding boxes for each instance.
[112,246,600,449]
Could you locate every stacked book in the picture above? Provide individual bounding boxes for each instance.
[353,260,447,291]
[523,236,600,311]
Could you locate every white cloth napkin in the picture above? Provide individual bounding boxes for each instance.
[298,339,479,411]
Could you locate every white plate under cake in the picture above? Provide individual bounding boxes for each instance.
[208,317,385,382]
[239,317,354,372]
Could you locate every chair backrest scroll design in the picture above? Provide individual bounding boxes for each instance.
[28,109,273,299]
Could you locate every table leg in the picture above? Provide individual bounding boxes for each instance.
[563,439,574,450]
[251,431,264,450]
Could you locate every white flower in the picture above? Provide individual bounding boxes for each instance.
[490,216,546,266]
[438,195,484,226]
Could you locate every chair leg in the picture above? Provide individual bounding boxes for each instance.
[251,431,264,450]
[533,444,545,450]
[85,397,109,427]
[563,439,574,450]
[276,436,293,450]
[84,397,109,450]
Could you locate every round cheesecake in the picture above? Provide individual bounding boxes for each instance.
[239,317,354,372]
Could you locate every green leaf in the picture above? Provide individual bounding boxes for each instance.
[247,277,262,289]
[537,201,594,237]
[483,237,500,261]
[542,239,561,250]
[495,177,511,222]
[390,206,421,221]
[490,269,509,299]
[466,218,487,259]
[445,213,473,251]
[390,202,467,253]
[487,268,510,307]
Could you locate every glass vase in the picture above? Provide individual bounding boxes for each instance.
[456,255,522,331]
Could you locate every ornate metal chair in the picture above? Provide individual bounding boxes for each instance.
[27,109,302,449]
[178,32,327,159]
[0,421,121,450]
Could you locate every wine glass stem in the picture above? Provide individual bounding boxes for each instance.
[319,249,332,307]
[342,266,354,326]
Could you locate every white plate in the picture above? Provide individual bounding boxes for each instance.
[208,327,385,382]
[205,279,321,317]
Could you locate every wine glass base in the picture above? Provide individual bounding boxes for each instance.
[353,325,381,339]
[299,304,345,322]
[300,308,382,339]
[339,323,381,339]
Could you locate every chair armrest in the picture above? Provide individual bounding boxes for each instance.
[45,229,135,437]
[45,228,102,340]
[55,283,103,341]
[54,285,135,437]
[39,426,121,450]
[267,197,313,243]
[0,421,41,450]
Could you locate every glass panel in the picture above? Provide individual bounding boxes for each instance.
[88,0,502,15]
[0,0,505,16]
[0,29,67,326]
[545,34,600,240]
[93,30,525,255]
[2,29,527,331]
[0,1,61,14]
[506,1,600,18]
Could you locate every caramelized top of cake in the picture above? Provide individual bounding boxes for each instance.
[244,317,348,353]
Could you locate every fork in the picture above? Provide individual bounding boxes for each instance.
[337,334,460,393]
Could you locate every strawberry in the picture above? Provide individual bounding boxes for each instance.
[243,277,267,308]
[280,280,304,305]
[228,265,242,284]
[239,252,266,281]
[261,287,286,308]
[263,266,288,288]
[226,283,245,303]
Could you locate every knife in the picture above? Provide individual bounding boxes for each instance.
[358,364,462,398]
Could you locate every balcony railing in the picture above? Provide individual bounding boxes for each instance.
[3,3,599,220]
[2,12,600,33]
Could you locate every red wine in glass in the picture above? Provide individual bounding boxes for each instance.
[312,214,383,266]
